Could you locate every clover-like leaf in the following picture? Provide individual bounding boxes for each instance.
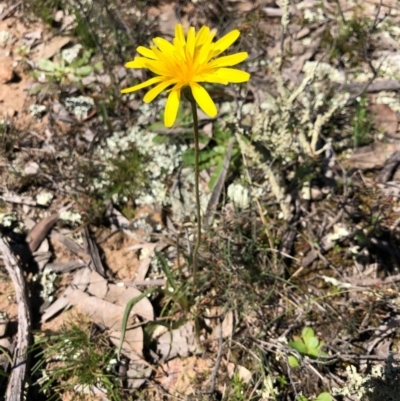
[288,340,307,354]
[315,392,333,401]
[301,327,315,343]
[304,336,319,350]
[288,355,300,368]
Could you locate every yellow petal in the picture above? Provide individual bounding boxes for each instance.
[190,82,217,117]
[186,26,196,57]
[215,68,250,83]
[143,79,178,103]
[213,29,240,56]
[194,74,228,85]
[165,87,181,127]
[136,46,157,59]
[144,59,172,76]
[175,24,186,45]
[121,76,164,94]
[153,37,175,56]
[125,57,148,68]
[196,41,213,65]
[195,26,210,46]
[150,45,175,67]
[208,52,248,68]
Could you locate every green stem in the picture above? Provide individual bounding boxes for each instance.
[188,95,202,296]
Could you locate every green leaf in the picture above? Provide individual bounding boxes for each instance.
[305,336,319,350]
[213,145,227,155]
[155,251,176,290]
[38,59,56,72]
[94,61,103,71]
[74,65,93,76]
[315,392,333,401]
[152,134,169,144]
[297,396,308,401]
[182,150,195,165]
[118,287,158,360]
[302,327,315,343]
[289,340,307,354]
[288,355,300,368]
[209,156,225,190]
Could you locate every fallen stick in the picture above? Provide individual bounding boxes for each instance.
[0,236,31,401]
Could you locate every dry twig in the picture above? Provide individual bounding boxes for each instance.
[0,236,31,401]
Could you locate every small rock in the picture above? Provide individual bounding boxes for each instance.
[24,161,40,175]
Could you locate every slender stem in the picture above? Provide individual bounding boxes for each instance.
[188,95,202,295]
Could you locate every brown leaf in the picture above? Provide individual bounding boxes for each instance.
[227,363,252,384]
[156,321,203,361]
[32,36,71,63]
[68,289,134,330]
[211,310,234,340]
[369,104,399,136]
[105,284,154,321]
[41,267,92,322]
[27,213,59,252]
[109,328,143,362]
[156,357,213,395]
[345,142,400,170]
[87,270,108,299]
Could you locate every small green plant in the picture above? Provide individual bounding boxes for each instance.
[73,146,148,223]
[230,373,249,401]
[33,49,102,84]
[31,320,122,400]
[321,11,372,67]
[353,96,372,147]
[288,327,328,367]
[182,123,241,189]
[297,392,333,401]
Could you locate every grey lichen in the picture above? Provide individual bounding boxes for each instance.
[228,58,349,219]
[64,96,94,120]
[332,361,400,401]
[33,267,58,302]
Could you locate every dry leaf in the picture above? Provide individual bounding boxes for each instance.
[41,267,92,323]
[157,4,180,36]
[204,307,234,340]
[211,310,234,340]
[345,142,400,170]
[156,321,203,361]
[156,356,213,395]
[378,181,400,197]
[126,361,152,390]
[369,104,399,136]
[68,289,134,330]
[109,328,149,389]
[105,284,154,321]
[32,36,71,63]
[227,363,252,384]
[109,328,143,362]
[27,213,59,252]
[87,270,108,299]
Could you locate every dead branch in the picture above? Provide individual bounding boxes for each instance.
[0,236,31,401]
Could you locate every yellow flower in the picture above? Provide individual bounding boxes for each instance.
[121,24,250,127]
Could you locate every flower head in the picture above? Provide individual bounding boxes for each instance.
[122,24,250,127]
